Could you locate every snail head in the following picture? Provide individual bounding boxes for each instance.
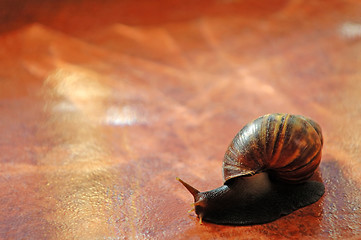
[176,177,208,223]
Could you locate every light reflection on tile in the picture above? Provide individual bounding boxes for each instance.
[340,22,361,39]
[104,106,143,126]
[41,68,118,239]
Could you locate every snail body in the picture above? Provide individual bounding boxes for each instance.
[177,113,325,225]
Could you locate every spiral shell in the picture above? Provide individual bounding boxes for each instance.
[223,113,323,184]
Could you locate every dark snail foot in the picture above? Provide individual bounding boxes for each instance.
[202,181,325,226]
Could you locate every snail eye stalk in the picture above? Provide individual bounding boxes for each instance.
[176,177,200,200]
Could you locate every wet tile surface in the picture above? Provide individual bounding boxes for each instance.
[0,0,361,239]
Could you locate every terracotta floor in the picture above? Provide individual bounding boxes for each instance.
[1,0,361,239]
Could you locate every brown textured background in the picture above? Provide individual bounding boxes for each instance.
[1,0,361,239]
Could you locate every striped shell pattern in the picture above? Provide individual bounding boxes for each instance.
[223,113,323,184]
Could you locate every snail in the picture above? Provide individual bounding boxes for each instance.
[177,113,325,225]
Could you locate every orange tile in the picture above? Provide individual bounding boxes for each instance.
[0,0,361,239]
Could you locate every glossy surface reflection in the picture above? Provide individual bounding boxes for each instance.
[0,0,361,239]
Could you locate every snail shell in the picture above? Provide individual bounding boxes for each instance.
[177,113,325,225]
[223,113,323,184]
